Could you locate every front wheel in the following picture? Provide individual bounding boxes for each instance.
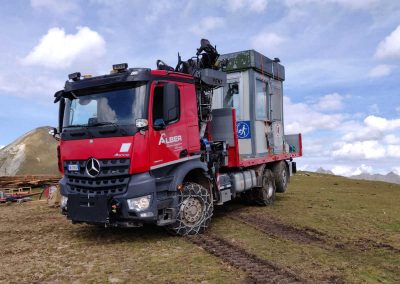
[167,182,213,236]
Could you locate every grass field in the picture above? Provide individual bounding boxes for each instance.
[0,172,399,283]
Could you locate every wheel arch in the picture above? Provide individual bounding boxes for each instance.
[168,159,210,191]
[183,168,211,191]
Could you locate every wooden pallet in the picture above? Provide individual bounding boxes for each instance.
[0,175,60,189]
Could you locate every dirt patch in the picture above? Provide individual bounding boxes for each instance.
[188,233,305,284]
[228,213,400,256]
[352,238,400,253]
[229,213,327,245]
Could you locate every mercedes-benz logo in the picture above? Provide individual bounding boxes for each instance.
[86,158,101,178]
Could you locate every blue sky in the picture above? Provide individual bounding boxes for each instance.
[0,0,400,176]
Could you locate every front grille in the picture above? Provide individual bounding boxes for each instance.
[64,158,130,195]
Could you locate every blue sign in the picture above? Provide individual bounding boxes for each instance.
[236,121,251,139]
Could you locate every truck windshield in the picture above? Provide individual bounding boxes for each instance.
[63,84,147,127]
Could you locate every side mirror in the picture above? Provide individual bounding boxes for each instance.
[135,118,148,130]
[53,90,64,103]
[163,83,180,123]
[153,118,166,130]
[49,127,60,141]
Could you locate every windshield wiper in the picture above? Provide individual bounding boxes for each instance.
[89,121,119,128]
[64,124,88,128]
[88,121,120,133]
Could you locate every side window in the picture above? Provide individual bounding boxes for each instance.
[152,84,180,127]
[255,79,268,120]
[152,86,164,123]
[223,82,240,118]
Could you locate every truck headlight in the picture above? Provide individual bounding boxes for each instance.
[60,195,68,209]
[127,195,151,211]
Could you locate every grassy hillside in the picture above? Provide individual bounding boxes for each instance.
[0,172,399,283]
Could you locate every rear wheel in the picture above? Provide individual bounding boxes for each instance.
[272,161,289,193]
[167,182,213,236]
[254,169,276,205]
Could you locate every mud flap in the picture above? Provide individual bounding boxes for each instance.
[67,194,109,223]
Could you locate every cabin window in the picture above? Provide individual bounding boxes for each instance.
[223,82,241,118]
[152,86,164,123]
[255,79,268,120]
[152,84,180,127]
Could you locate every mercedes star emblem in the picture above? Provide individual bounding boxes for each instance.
[86,158,101,178]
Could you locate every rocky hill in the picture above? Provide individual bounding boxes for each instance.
[351,172,400,184]
[0,127,59,176]
[316,167,334,175]
[315,167,400,185]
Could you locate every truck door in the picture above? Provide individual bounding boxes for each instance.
[149,82,188,169]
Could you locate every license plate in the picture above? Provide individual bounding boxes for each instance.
[68,164,80,172]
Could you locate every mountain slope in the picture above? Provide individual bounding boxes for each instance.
[351,172,400,184]
[316,167,334,175]
[0,127,59,176]
[314,168,400,185]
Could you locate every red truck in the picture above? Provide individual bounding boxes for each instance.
[52,39,302,235]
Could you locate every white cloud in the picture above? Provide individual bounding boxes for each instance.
[332,140,386,159]
[191,17,225,36]
[284,96,344,134]
[368,64,395,77]
[339,116,400,144]
[393,167,400,175]
[31,0,79,15]
[0,145,4,150]
[251,32,286,54]
[226,0,268,13]
[352,164,373,175]
[387,145,400,158]
[0,73,63,98]
[364,115,400,131]
[341,125,381,142]
[330,164,374,176]
[375,25,400,59]
[328,113,400,163]
[314,93,344,111]
[331,165,353,176]
[384,134,400,144]
[21,27,106,69]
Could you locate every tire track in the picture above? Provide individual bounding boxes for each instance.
[227,213,400,254]
[352,238,400,253]
[229,214,326,246]
[188,234,306,284]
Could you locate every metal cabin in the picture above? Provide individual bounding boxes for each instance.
[211,50,300,165]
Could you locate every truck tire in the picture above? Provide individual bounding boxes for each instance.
[167,182,213,236]
[254,169,276,205]
[272,161,289,193]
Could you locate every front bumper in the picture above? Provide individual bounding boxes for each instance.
[59,172,179,227]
